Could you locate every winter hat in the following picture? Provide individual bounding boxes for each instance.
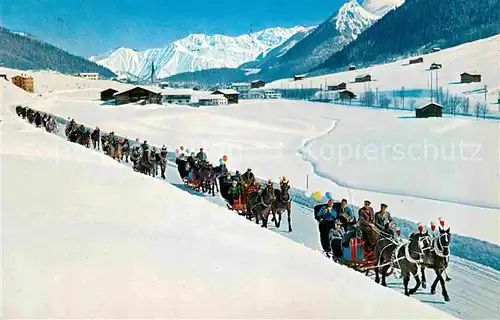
[438,217,446,228]
[430,221,437,231]
[417,222,425,233]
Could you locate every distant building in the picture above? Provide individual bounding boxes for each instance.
[355,74,371,83]
[263,89,281,99]
[162,90,192,105]
[76,73,99,80]
[113,86,162,105]
[248,89,265,99]
[430,63,442,70]
[294,74,305,81]
[415,102,443,118]
[0,74,8,81]
[432,48,441,52]
[198,94,228,106]
[409,57,424,64]
[159,82,170,89]
[11,74,34,93]
[348,66,356,71]
[338,90,356,101]
[212,89,239,104]
[100,88,118,101]
[460,72,481,83]
[251,79,266,88]
[328,82,347,91]
[231,83,251,99]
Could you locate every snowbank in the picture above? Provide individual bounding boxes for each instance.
[1,102,454,318]
[268,35,500,109]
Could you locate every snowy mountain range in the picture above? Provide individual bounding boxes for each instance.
[89,26,312,79]
[168,0,396,84]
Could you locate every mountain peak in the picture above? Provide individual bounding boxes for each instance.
[90,26,307,78]
[361,0,405,17]
[333,0,379,38]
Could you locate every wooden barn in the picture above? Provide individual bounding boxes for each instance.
[113,86,162,105]
[460,72,481,83]
[415,102,443,118]
[100,88,118,101]
[409,57,424,64]
[430,63,442,70]
[338,90,356,101]
[328,82,347,91]
[355,74,371,83]
[251,79,266,88]
[212,89,239,104]
[293,74,305,81]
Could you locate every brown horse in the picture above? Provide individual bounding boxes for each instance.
[271,180,292,232]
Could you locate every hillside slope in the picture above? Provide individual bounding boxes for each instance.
[1,81,454,318]
[318,0,500,72]
[0,27,115,78]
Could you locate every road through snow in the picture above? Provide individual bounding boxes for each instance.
[43,117,500,320]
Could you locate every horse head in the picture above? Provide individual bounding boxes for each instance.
[437,227,451,257]
[280,180,290,201]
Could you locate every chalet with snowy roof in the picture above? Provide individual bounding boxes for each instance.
[113,86,162,105]
[409,57,424,64]
[161,89,192,105]
[338,90,356,101]
[415,102,443,118]
[348,65,356,71]
[430,63,442,70]
[100,88,118,101]
[294,74,305,81]
[251,79,266,88]
[231,83,250,99]
[460,72,482,83]
[212,89,239,104]
[198,94,228,106]
[355,74,371,83]
[328,82,347,91]
[12,74,34,93]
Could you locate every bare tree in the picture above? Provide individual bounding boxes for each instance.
[379,94,391,108]
[475,102,482,118]
[360,89,376,107]
[409,99,417,110]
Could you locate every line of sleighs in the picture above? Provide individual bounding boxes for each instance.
[15,106,58,133]
[14,106,452,302]
[178,153,452,302]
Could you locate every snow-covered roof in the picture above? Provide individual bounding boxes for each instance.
[294,74,306,77]
[160,88,193,96]
[251,79,265,83]
[231,82,251,86]
[418,102,443,109]
[213,89,239,95]
[199,94,227,100]
[113,86,162,96]
[355,74,370,78]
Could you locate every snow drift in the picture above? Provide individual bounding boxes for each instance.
[1,89,454,318]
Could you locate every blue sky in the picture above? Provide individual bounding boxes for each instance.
[1,0,345,57]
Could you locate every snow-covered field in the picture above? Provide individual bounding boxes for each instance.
[2,82,458,319]
[268,35,500,112]
[21,92,499,245]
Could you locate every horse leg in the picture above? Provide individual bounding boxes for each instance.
[408,267,421,295]
[444,270,451,281]
[421,265,427,289]
[440,272,450,301]
[403,273,410,296]
[430,269,440,295]
[287,206,292,232]
[381,264,391,287]
[375,265,380,284]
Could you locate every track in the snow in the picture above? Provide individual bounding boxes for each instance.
[44,114,500,319]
